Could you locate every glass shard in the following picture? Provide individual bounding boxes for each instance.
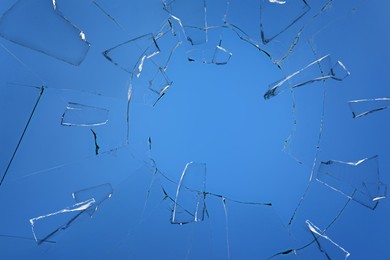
[348,98,390,118]
[163,0,207,45]
[171,162,207,224]
[103,33,160,75]
[0,84,44,186]
[72,183,113,216]
[317,156,387,209]
[212,43,232,65]
[215,197,293,259]
[186,37,232,65]
[269,0,287,4]
[260,0,310,44]
[30,199,96,245]
[90,128,100,155]
[0,0,90,65]
[61,102,109,127]
[304,220,350,259]
[264,55,350,100]
[3,88,128,181]
[30,183,112,244]
[0,0,388,258]
[143,67,173,107]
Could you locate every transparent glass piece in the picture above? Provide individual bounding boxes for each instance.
[348,98,390,118]
[61,102,109,127]
[266,26,304,68]
[212,43,232,65]
[216,197,293,259]
[0,0,388,259]
[92,0,168,37]
[260,0,310,44]
[119,21,182,107]
[130,62,173,107]
[317,156,387,210]
[30,182,113,245]
[90,128,100,155]
[103,33,160,75]
[303,220,350,259]
[186,36,232,65]
[171,162,207,224]
[0,0,90,65]
[72,183,113,216]
[264,55,350,99]
[271,218,351,259]
[0,84,44,186]
[144,68,172,107]
[29,199,96,245]
[163,0,207,45]
[224,0,262,46]
[92,0,127,33]
[154,20,183,70]
[0,42,45,186]
[269,0,287,4]
[4,88,128,181]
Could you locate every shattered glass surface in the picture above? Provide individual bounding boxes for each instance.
[0,0,389,259]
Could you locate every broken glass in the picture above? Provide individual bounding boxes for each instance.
[72,183,113,216]
[163,0,208,45]
[186,36,232,65]
[264,54,350,100]
[0,87,129,183]
[135,65,173,107]
[0,0,389,259]
[162,0,233,65]
[259,0,310,44]
[271,220,350,259]
[299,220,350,259]
[171,162,207,224]
[348,98,390,118]
[103,33,160,76]
[90,128,100,155]
[30,199,96,245]
[29,183,112,244]
[271,202,359,259]
[211,41,232,65]
[222,0,311,64]
[317,156,387,209]
[0,84,44,186]
[61,102,109,127]
[102,19,182,107]
[0,0,90,65]
[0,42,45,186]
[127,160,292,259]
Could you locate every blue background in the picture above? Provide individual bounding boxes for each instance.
[0,0,389,259]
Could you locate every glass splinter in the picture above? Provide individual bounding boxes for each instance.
[260,0,310,44]
[163,0,208,45]
[187,39,232,65]
[317,156,387,210]
[30,183,113,244]
[30,199,96,245]
[0,86,44,187]
[90,128,100,155]
[103,33,160,76]
[72,183,113,216]
[0,0,90,65]
[171,162,207,224]
[1,0,387,258]
[264,55,350,99]
[305,220,350,259]
[268,0,286,4]
[61,102,109,127]
[348,98,390,118]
